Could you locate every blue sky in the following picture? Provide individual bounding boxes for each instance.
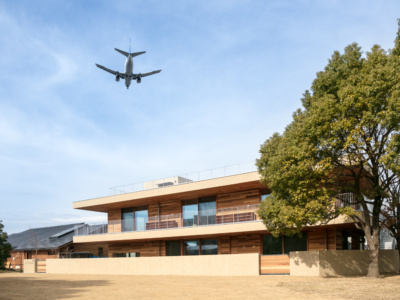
[1,0,399,234]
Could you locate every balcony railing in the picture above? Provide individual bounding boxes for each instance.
[108,162,256,196]
[335,193,362,211]
[74,204,261,236]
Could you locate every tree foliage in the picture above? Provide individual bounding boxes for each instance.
[257,22,400,277]
[0,221,12,269]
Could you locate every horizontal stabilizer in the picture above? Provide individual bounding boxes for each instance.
[115,48,146,58]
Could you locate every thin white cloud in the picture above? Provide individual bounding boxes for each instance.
[1,1,400,234]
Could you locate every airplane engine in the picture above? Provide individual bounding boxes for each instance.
[115,75,120,82]
[137,77,141,84]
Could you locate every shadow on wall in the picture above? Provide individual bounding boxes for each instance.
[318,251,366,277]
[291,251,319,268]
[0,276,110,299]
[291,250,399,277]
[319,250,398,277]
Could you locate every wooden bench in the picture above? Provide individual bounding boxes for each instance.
[146,220,178,230]
[216,212,255,223]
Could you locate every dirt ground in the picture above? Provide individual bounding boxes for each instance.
[0,272,399,300]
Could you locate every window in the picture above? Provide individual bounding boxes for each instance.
[166,240,181,256]
[262,233,307,255]
[201,239,218,255]
[113,252,140,257]
[183,239,218,256]
[183,240,199,255]
[122,208,134,232]
[182,197,216,227]
[342,231,352,250]
[199,197,216,226]
[262,235,282,255]
[135,207,148,232]
[183,200,198,227]
[158,182,174,188]
[121,207,148,232]
[283,233,307,254]
[98,247,103,257]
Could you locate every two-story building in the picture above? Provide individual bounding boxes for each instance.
[70,170,364,275]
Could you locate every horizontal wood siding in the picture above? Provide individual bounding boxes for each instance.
[108,209,121,233]
[336,230,343,250]
[37,260,46,273]
[217,189,260,209]
[159,199,181,215]
[219,236,230,254]
[109,241,160,257]
[230,234,261,254]
[308,229,337,251]
[160,240,166,256]
[148,202,158,218]
[74,242,109,257]
[260,255,290,274]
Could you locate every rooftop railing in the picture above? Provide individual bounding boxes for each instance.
[74,204,261,236]
[109,162,256,196]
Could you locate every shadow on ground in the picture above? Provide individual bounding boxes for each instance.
[0,274,110,300]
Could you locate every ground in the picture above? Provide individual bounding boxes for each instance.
[0,272,399,299]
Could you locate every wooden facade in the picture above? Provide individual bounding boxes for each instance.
[72,172,363,275]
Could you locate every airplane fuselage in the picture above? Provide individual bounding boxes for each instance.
[125,56,134,89]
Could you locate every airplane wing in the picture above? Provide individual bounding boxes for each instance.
[96,64,126,78]
[133,70,162,78]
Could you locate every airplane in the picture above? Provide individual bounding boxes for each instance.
[96,45,161,89]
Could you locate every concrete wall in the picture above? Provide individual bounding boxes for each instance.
[290,250,399,277]
[47,253,259,276]
[23,259,36,273]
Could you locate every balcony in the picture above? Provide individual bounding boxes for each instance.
[335,193,362,211]
[74,204,262,237]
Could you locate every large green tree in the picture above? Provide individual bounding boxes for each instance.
[257,21,400,278]
[0,221,11,269]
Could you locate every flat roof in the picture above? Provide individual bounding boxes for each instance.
[73,172,264,212]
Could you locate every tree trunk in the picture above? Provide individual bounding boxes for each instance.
[366,227,381,278]
[367,247,380,277]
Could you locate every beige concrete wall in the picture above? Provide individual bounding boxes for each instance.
[23,259,36,273]
[290,251,320,276]
[290,250,399,277]
[46,253,259,276]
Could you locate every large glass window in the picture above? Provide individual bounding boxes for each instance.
[182,200,198,227]
[262,235,283,255]
[201,239,218,255]
[121,207,148,232]
[122,208,134,232]
[182,197,216,227]
[183,240,199,255]
[166,240,181,256]
[262,233,307,255]
[199,197,216,226]
[135,207,148,232]
[283,233,307,254]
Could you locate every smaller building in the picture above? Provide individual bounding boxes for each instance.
[6,223,84,270]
